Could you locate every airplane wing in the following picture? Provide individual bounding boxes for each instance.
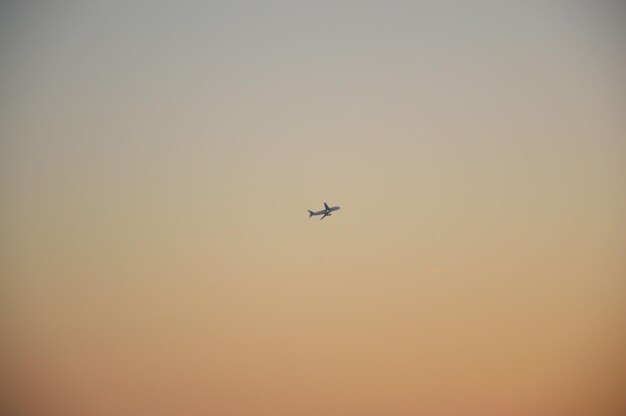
[320,213,328,220]
[324,202,330,210]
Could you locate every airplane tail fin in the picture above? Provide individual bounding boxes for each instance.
[308,210,314,218]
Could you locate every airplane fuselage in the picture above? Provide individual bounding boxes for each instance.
[310,207,340,216]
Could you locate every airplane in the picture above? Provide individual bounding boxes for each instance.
[308,202,341,220]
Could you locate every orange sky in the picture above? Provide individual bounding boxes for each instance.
[1,2,625,415]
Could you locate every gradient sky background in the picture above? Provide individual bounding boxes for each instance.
[1,1,625,415]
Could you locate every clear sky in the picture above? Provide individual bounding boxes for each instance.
[1,1,625,415]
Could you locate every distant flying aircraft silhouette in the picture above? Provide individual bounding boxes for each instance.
[308,202,341,220]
